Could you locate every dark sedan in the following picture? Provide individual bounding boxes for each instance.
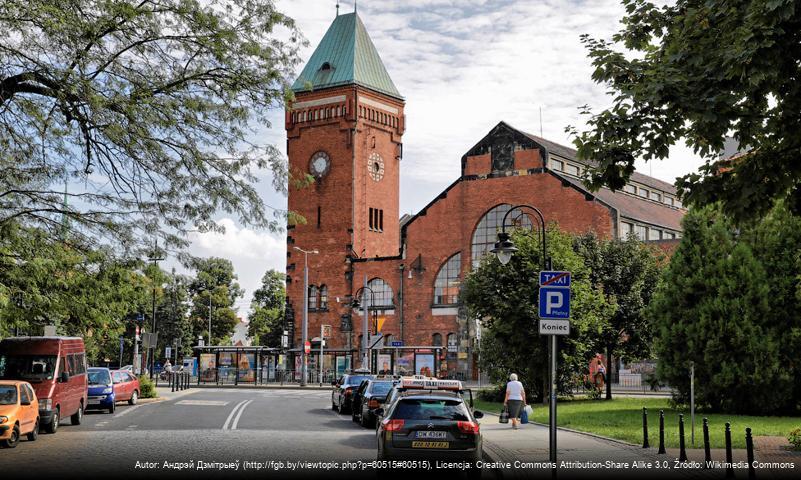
[352,379,394,427]
[331,373,373,414]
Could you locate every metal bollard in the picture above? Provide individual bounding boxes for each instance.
[746,427,755,480]
[725,422,734,478]
[679,413,688,461]
[703,418,711,468]
[658,410,666,454]
[171,372,176,392]
[642,407,650,448]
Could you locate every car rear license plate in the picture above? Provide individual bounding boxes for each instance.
[88,399,101,405]
[411,441,449,448]
[415,431,447,439]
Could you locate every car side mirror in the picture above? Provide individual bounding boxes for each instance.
[60,372,69,383]
[473,410,484,419]
[374,408,384,417]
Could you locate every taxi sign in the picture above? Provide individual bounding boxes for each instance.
[399,378,462,391]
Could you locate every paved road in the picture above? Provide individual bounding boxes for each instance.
[3,389,383,478]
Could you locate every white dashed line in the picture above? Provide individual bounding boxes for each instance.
[230,400,253,430]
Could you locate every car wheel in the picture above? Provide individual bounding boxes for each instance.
[2,425,20,448]
[71,402,83,425]
[351,407,359,422]
[109,401,116,414]
[360,410,370,428]
[46,409,59,434]
[129,391,138,405]
[26,419,39,441]
[331,400,338,411]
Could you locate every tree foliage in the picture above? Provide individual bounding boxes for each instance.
[574,232,662,399]
[570,0,801,221]
[650,205,801,414]
[0,0,303,253]
[247,269,285,347]
[187,257,242,344]
[461,227,614,401]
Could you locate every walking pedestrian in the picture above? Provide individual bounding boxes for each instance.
[504,373,526,430]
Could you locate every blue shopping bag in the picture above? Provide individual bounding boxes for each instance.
[519,407,529,424]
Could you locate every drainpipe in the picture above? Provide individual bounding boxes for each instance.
[398,264,405,343]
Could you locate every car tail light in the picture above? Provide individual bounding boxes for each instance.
[368,398,380,409]
[344,388,352,397]
[457,421,480,434]
[383,419,405,431]
[39,398,52,411]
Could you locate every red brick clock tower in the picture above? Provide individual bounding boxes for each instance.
[285,12,404,354]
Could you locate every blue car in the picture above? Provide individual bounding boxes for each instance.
[86,368,116,413]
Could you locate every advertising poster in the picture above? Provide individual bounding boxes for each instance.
[415,353,435,377]
[397,352,413,376]
[335,356,347,377]
[237,353,255,382]
[219,352,235,383]
[199,354,216,382]
[377,353,392,374]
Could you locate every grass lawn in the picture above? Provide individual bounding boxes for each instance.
[473,397,800,449]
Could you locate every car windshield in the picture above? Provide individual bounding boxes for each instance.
[369,382,393,395]
[347,375,372,386]
[0,355,57,382]
[393,399,470,421]
[0,385,17,405]
[88,369,112,385]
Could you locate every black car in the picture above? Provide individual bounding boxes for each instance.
[375,388,483,476]
[376,378,474,435]
[331,373,373,414]
[352,379,395,427]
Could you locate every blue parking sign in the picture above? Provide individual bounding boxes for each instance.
[539,287,570,319]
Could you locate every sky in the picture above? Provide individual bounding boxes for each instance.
[177,0,705,314]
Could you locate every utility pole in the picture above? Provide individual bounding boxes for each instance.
[362,275,369,370]
[208,293,212,346]
[148,240,164,379]
[294,246,318,386]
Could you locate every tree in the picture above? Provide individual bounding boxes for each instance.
[574,233,662,399]
[461,227,614,402]
[570,0,801,221]
[188,257,242,344]
[0,0,303,252]
[247,269,285,347]
[650,206,792,414]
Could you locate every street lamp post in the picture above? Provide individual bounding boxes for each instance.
[148,240,165,380]
[352,284,376,371]
[490,204,558,468]
[294,246,318,386]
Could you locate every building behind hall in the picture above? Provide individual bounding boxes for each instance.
[283,11,685,380]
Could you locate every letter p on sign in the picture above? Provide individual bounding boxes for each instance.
[546,291,563,314]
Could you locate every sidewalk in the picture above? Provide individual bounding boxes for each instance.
[480,415,798,479]
[138,386,200,404]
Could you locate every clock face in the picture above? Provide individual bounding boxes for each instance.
[368,152,385,181]
[309,151,330,179]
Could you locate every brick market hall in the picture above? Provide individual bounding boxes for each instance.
[283,11,685,381]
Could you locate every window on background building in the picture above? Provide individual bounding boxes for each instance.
[665,231,676,240]
[624,184,636,194]
[308,285,318,310]
[471,204,534,267]
[675,199,683,209]
[548,159,563,171]
[648,228,662,241]
[434,253,461,305]
[634,225,647,240]
[319,285,328,310]
[664,196,674,206]
[565,163,580,176]
[620,222,634,239]
[638,188,649,198]
[650,191,662,202]
[432,333,442,346]
[367,278,394,308]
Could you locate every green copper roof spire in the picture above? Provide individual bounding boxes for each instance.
[291,12,402,99]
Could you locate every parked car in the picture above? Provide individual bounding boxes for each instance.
[352,378,395,428]
[111,370,140,405]
[375,379,483,477]
[0,337,88,433]
[331,372,374,414]
[86,368,116,413]
[119,365,134,373]
[0,381,39,448]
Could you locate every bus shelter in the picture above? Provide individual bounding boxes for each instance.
[193,346,281,385]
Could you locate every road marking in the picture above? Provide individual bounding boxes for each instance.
[175,400,230,406]
[113,404,142,418]
[230,400,253,430]
[221,400,248,430]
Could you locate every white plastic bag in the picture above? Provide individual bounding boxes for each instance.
[524,404,533,416]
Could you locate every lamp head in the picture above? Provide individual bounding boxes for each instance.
[491,231,517,266]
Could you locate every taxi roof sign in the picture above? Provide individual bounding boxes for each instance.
[399,378,462,391]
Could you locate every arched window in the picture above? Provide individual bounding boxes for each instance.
[366,278,393,308]
[434,253,461,305]
[471,204,534,267]
[319,285,328,310]
[308,285,318,310]
[432,333,442,346]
